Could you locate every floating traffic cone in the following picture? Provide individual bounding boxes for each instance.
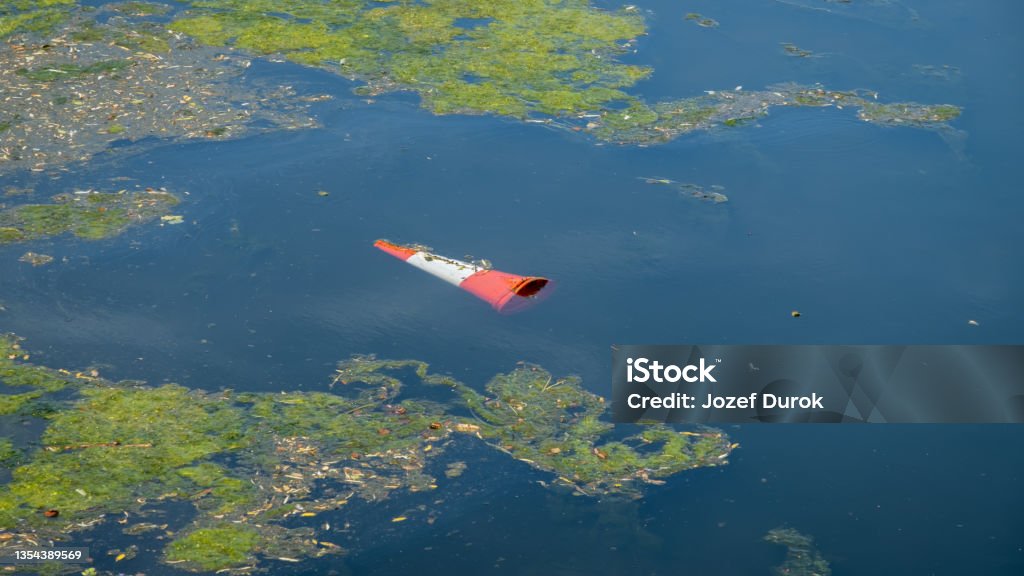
[374,240,551,314]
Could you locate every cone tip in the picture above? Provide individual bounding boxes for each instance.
[374,239,418,260]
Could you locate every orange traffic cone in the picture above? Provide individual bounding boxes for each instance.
[374,240,551,313]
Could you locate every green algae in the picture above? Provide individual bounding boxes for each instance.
[858,102,961,125]
[0,438,16,464]
[15,60,131,83]
[0,336,733,571]
[0,334,73,392]
[0,390,43,415]
[764,527,832,576]
[170,0,648,119]
[165,523,260,571]
[0,0,965,165]
[585,85,962,144]
[0,228,26,242]
[422,363,734,495]
[0,1,75,40]
[69,18,172,53]
[0,189,179,243]
[0,384,248,528]
[162,1,959,146]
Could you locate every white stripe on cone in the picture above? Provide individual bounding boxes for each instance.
[405,251,480,287]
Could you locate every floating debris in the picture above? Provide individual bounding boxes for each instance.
[0,1,74,41]
[17,251,52,266]
[105,1,172,17]
[678,183,729,204]
[637,176,675,185]
[444,461,467,478]
[3,186,30,197]
[122,521,166,536]
[913,64,961,82]
[639,177,728,204]
[374,239,551,314]
[764,527,832,576]
[791,310,802,318]
[0,8,318,175]
[685,13,720,28]
[0,188,179,243]
[781,42,815,58]
[0,334,733,570]
[773,0,921,28]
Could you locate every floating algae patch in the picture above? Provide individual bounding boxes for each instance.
[17,251,53,266]
[0,438,16,464]
[684,13,720,28]
[0,188,178,243]
[0,339,733,571]
[0,333,76,392]
[587,84,961,145]
[419,363,735,496]
[764,527,832,576]
[164,0,958,146]
[639,177,728,204]
[170,0,650,118]
[0,1,76,41]
[679,183,728,204]
[857,101,961,126]
[0,390,44,416]
[781,42,815,58]
[0,8,318,175]
[164,523,260,572]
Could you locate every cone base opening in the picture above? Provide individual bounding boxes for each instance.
[495,278,555,314]
[513,277,549,298]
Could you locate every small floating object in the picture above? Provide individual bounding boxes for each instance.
[43,509,60,518]
[374,240,551,314]
[791,310,801,318]
[19,252,53,266]
[391,516,407,523]
[968,319,979,326]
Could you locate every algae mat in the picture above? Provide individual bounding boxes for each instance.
[1,0,962,177]
[0,334,733,572]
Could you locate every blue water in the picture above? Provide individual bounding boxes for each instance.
[2,0,1023,574]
